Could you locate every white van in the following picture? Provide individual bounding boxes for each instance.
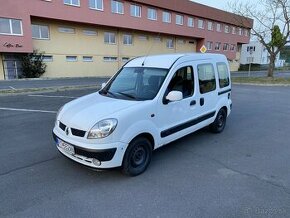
[53,53,232,176]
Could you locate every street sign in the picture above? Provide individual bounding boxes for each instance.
[200,45,207,53]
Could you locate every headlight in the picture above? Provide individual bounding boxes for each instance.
[87,119,118,139]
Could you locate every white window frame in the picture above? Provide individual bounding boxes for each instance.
[64,0,80,7]
[89,0,104,11]
[111,0,124,14]
[104,32,116,44]
[0,18,23,36]
[130,4,141,17]
[216,23,221,32]
[123,34,133,45]
[166,38,174,49]
[42,55,53,62]
[215,42,221,51]
[162,11,171,23]
[66,56,78,62]
[175,15,184,25]
[103,56,118,62]
[232,26,236,34]
[238,28,242,35]
[58,27,75,34]
[207,21,213,31]
[224,25,230,33]
[206,41,213,50]
[32,24,50,40]
[147,8,157,21]
[187,17,194,27]
[198,19,204,29]
[83,29,97,36]
[83,56,94,62]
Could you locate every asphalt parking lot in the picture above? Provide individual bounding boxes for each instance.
[1,84,290,217]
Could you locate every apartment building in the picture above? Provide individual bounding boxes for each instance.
[0,0,253,79]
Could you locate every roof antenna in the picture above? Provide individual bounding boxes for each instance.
[142,32,161,66]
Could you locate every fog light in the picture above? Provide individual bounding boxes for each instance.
[92,158,101,166]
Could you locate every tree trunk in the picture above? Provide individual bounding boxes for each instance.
[267,53,275,78]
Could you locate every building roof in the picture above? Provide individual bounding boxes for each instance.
[133,0,253,29]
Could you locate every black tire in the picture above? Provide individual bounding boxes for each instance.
[122,137,152,176]
[210,108,227,133]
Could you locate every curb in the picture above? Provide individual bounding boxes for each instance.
[0,85,100,96]
[232,82,290,87]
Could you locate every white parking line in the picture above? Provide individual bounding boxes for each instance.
[9,86,16,90]
[0,107,57,114]
[28,94,77,99]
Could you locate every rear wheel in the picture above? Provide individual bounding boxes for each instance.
[122,137,152,176]
[210,108,227,133]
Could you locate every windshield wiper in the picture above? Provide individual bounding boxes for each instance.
[117,92,137,100]
[100,90,117,97]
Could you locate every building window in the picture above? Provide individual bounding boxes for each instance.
[66,56,78,62]
[162,12,171,23]
[58,27,75,34]
[197,63,216,94]
[123,34,133,45]
[247,46,255,52]
[103,56,118,62]
[89,0,103,10]
[111,0,124,14]
[83,56,93,62]
[166,39,174,49]
[223,43,229,51]
[244,29,249,36]
[147,8,157,20]
[215,42,221,51]
[207,21,213,31]
[232,26,236,34]
[206,41,213,50]
[198,19,204,29]
[138,35,148,41]
[0,18,22,35]
[230,44,236,51]
[176,15,184,25]
[224,25,230,33]
[32,24,49,39]
[122,57,130,62]
[216,23,221,32]
[130,4,141,17]
[42,55,53,62]
[238,28,242,35]
[187,17,194,27]
[104,32,116,44]
[83,29,97,36]
[154,36,162,42]
[64,0,80,6]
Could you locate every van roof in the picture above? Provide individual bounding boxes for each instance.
[124,53,227,69]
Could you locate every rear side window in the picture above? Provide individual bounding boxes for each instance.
[217,62,230,88]
[197,63,216,94]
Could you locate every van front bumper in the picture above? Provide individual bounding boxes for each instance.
[52,130,127,169]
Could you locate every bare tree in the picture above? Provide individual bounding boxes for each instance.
[229,0,289,77]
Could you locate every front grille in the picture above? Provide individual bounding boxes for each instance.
[74,147,117,161]
[59,122,66,131]
[71,128,86,137]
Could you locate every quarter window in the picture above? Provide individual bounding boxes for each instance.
[217,62,230,88]
[197,63,216,94]
[32,24,49,39]
[0,18,22,35]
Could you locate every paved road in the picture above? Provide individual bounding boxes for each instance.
[1,85,290,217]
[0,77,109,90]
[231,70,290,78]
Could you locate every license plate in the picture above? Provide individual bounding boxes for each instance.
[57,139,75,155]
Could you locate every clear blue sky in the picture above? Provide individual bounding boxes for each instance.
[190,0,230,10]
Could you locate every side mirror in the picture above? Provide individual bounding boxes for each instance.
[101,83,106,89]
[165,91,183,102]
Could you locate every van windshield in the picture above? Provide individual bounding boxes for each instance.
[100,67,168,101]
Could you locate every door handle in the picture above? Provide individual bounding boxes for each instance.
[190,100,196,106]
[200,98,204,106]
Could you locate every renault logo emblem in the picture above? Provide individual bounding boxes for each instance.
[65,128,69,135]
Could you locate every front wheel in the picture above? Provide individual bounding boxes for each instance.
[210,108,227,133]
[122,137,152,176]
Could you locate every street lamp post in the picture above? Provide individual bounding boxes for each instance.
[248,48,253,77]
